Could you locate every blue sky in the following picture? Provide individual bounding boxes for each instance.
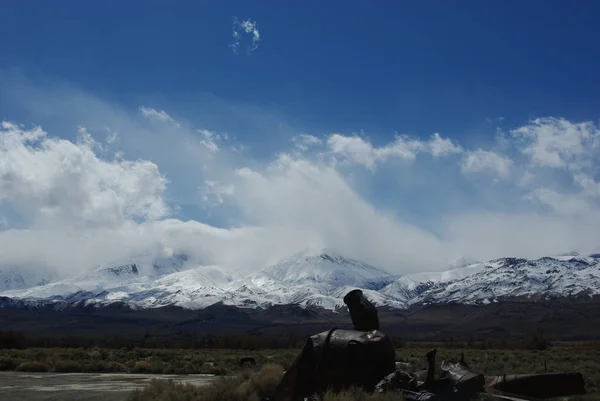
[1,1,600,274]
[3,1,600,135]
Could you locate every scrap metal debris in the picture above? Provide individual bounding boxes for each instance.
[271,289,587,401]
[485,372,586,399]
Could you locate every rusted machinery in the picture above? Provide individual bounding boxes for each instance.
[486,371,586,399]
[272,289,396,401]
[271,289,587,401]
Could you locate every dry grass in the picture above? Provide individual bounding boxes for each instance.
[125,345,600,401]
[53,360,84,372]
[127,379,206,401]
[1,343,598,399]
[127,363,284,401]
[125,364,404,401]
[320,387,406,401]
[395,347,600,395]
[0,346,298,375]
[15,361,49,372]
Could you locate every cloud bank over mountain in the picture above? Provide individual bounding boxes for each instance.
[1,73,599,278]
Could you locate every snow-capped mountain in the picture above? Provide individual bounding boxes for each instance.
[1,253,234,309]
[222,249,401,309]
[1,249,599,311]
[379,259,486,303]
[0,266,57,291]
[412,254,600,305]
[447,256,481,270]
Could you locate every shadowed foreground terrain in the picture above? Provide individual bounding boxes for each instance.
[1,345,599,400]
[2,297,600,400]
[125,347,600,401]
[3,297,600,343]
[0,371,216,401]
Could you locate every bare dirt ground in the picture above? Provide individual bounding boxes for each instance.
[0,371,216,401]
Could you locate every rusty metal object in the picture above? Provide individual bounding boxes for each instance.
[425,348,436,385]
[374,370,419,393]
[270,289,588,401]
[439,359,485,394]
[272,328,396,401]
[343,289,380,331]
[486,372,586,399]
[271,335,319,401]
[479,393,540,401]
[402,389,442,400]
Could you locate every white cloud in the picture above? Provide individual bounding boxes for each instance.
[0,216,7,229]
[230,17,261,55]
[326,132,461,169]
[508,118,600,216]
[460,149,513,178]
[574,173,600,198]
[327,134,382,169]
[527,188,593,216]
[198,129,221,153]
[2,110,600,276]
[428,133,463,156]
[139,106,180,127]
[105,128,119,145]
[226,154,451,270]
[0,121,169,230]
[2,75,600,279]
[202,180,235,207]
[519,171,536,187]
[0,73,243,215]
[511,117,600,171]
[442,211,600,261]
[292,134,322,151]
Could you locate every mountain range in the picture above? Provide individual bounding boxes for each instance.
[2,248,600,312]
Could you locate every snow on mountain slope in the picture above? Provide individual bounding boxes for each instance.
[96,266,235,309]
[405,262,486,284]
[380,259,485,303]
[92,252,191,278]
[552,252,597,264]
[0,266,57,291]
[328,286,405,309]
[447,256,481,270]
[224,249,398,309]
[244,248,394,289]
[380,277,423,303]
[0,253,228,302]
[1,250,599,311]
[412,255,600,305]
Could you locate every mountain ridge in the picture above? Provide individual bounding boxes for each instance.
[1,249,599,311]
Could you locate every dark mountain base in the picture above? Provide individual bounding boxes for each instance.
[2,297,600,346]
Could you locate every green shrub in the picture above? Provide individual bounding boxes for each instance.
[131,360,163,373]
[54,360,83,372]
[79,360,126,373]
[16,361,49,372]
[523,329,551,351]
[131,360,151,373]
[0,356,18,371]
[106,361,128,372]
[162,364,189,375]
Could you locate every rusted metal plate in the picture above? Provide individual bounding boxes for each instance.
[486,372,586,399]
[478,391,542,401]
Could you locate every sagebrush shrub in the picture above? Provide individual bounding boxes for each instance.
[16,361,49,372]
